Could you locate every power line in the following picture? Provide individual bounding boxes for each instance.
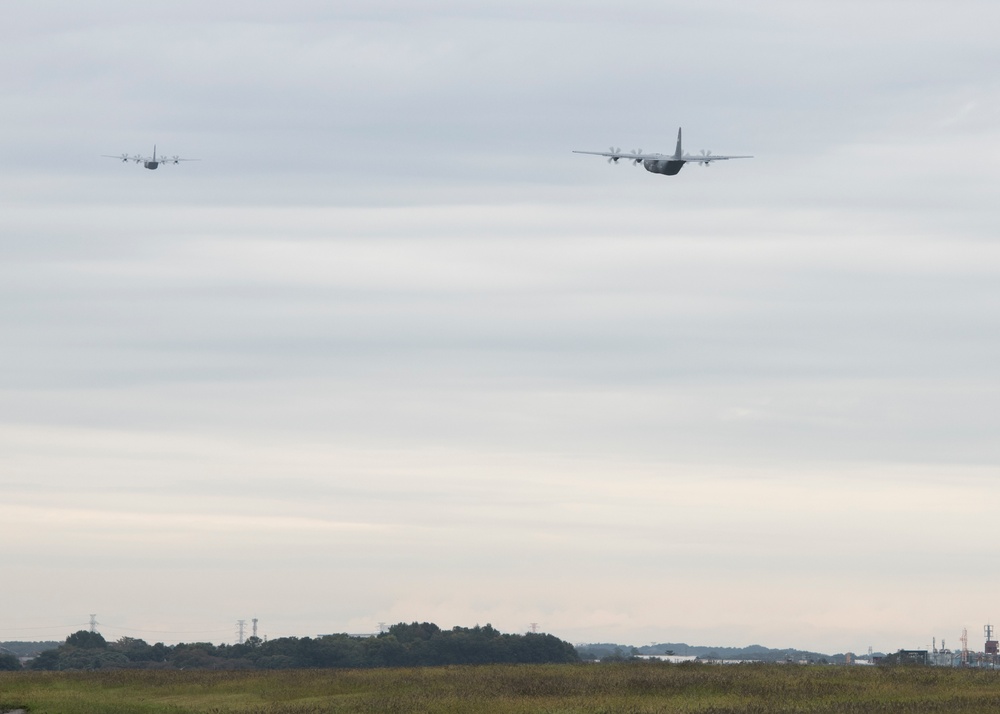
[97,623,233,635]
[0,623,91,632]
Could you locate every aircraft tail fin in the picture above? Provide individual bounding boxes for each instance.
[673,128,683,159]
[153,144,156,161]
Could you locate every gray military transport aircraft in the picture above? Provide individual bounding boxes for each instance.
[574,128,751,176]
[102,145,198,170]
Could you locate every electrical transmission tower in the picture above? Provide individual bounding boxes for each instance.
[89,614,99,633]
[237,620,246,644]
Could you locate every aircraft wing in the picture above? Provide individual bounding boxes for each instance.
[573,151,752,162]
[102,153,146,163]
[681,153,753,163]
[572,150,664,162]
[101,154,199,164]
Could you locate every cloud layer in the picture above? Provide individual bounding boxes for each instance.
[2,0,999,653]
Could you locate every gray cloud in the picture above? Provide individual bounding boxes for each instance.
[2,0,1000,653]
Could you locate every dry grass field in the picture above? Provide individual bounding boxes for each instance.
[4,662,1000,713]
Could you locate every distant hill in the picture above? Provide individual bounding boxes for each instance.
[576,642,840,663]
[1,641,60,658]
[640,642,834,662]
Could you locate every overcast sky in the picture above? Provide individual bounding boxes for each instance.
[3,0,1000,655]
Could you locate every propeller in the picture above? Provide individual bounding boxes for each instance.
[606,146,621,164]
[132,155,143,163]
[630,149,643,166]
[699,149,712,166]
[118,153,129,162]
[170,155,180,164]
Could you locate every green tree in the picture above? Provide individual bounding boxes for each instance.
[65,630,107,649]
[363,635,407,667]
[169,642,221,669]
[58,649,129,670]
[111,636,158,662]
[28,649,60,670]
[387,622,441,644]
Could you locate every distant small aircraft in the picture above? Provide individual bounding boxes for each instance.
[574,128,751,176]
[102,145,198,170]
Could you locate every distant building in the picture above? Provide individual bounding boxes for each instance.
[889,650,929,665]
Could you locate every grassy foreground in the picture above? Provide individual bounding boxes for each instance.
[4,662,1000,713]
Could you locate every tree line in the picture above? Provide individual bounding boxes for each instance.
[21,622,579,671]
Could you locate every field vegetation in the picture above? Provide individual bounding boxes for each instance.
[4,661,1000,713]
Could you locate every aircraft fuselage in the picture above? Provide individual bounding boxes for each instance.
[143,161,159,170]
[643,159,685,176]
